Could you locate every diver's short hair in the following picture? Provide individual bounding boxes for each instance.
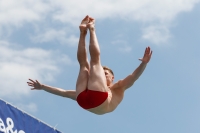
[102,66,114,76]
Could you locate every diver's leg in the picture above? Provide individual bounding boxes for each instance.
[76,16,90,96]
[87,17,107,92]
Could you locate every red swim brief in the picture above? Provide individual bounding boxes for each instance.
[77,89,108,109]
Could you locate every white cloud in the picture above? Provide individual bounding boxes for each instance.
[31,28,79,46]
[0,0,199,44]
[142,25,171,44]
[0,41,72,99]
[16,103,38,113]
[32,28,67,43]
[66,35,79,46]
[50,0,200,23]
[118,46,132,53]
[112,40,132,53]
[0,0,51,27]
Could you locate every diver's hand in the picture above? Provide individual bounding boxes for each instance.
[27,79,43,90]
[139,46,153,63]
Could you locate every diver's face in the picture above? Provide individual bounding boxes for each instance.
[104,70,114,85]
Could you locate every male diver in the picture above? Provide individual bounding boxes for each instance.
[27,15,152,115]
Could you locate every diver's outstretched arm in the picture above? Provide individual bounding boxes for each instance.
[27,79,76,100]
[118,47,152,90]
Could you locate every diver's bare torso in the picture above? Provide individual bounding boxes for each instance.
[87,81,125,115]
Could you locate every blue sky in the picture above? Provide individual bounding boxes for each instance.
[0,0,200,132]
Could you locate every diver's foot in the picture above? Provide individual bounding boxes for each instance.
[79,15,89,33]
[87,17,95,31]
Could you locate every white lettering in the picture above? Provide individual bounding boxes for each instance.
[18,131,25,133]
[0,118,6,133]
[6,118,17,133]
[0,117,25,133]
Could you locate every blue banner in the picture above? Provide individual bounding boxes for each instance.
[0,99,62,133]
